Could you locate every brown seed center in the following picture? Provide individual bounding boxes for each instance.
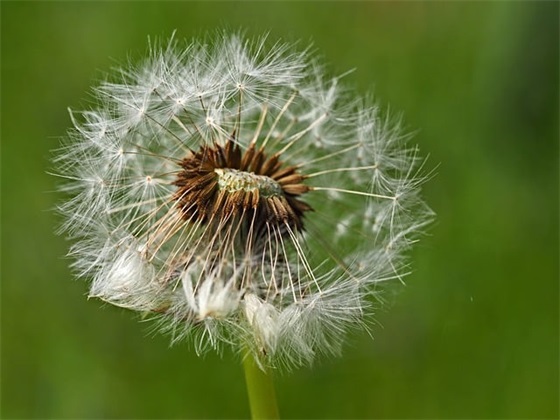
[173,140,312,231]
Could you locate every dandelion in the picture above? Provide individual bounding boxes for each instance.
[55,32,433,417]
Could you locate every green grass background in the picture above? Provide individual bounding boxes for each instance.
[2,1,558,418]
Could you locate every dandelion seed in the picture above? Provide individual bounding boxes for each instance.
[55,32,433,372]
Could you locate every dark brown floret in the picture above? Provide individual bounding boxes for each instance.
[173,140,312,236]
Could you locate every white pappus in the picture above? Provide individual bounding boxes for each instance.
[55,32,434,370]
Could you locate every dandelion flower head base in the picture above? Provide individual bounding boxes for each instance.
[56,33,433,370]
[173,139,311,232]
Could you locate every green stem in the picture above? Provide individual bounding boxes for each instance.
[243,352,280,419]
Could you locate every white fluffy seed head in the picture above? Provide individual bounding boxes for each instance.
[55,32,434,371]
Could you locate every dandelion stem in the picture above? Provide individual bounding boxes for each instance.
[243,352,280,419]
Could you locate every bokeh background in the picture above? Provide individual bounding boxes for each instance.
[2,1,558,419]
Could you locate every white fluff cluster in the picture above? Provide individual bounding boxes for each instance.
[56,33,433,370]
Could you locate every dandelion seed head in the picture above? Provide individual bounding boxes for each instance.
[55,32,433,370]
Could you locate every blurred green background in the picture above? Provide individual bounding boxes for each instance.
[2,1,558,419]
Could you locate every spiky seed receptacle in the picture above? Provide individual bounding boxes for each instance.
[56,33,433,370]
